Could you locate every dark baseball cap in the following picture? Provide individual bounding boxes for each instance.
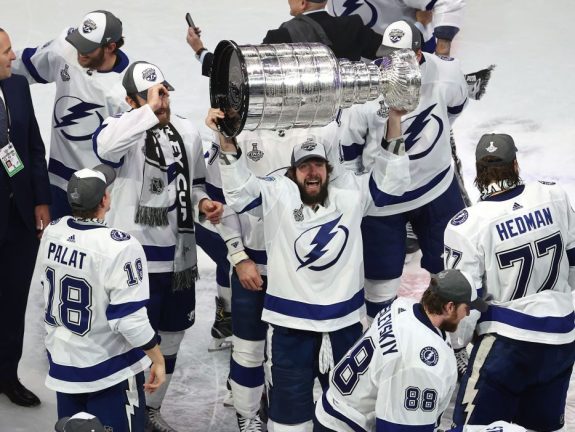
[122,61,175,96]
[55,412,105,432]
[291,137,328,167]
[67,164,116,211]
[430,269,488,312]
[380,20,422,56]
[476,133,518,166]
[66,10,122,55]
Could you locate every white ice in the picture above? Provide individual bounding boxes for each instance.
[1,0,574,430]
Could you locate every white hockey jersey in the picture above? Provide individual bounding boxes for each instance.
[32,216,155,393]
[315,297,457,431]
[94,106,209,274]
[326,0,465,44]
[338,52,467,216]
[444,182,575,345]
[12,28,130,191]
[219,137,409,331]
[203,125,342,275]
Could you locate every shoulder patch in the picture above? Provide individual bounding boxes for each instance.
[257,176,275,182]
[110,229,131,241]
[420,346,439,366]
[450,209,468,226]
[538,180,556,185]
[438,55,454,61]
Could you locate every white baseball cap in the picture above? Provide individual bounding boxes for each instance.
[381,20,422,54]
[122,61,175,96]
[66,10,122,55]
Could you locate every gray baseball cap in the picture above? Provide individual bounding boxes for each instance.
[430,269,488,312]
[380,20,422,56]
[66,10,122,55]
[291,137,328,167]
[475,133,517,166]
[67,164,116,211]
[122,61,175,96]
[55,412,105,432]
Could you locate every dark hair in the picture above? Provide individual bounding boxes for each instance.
[285,160,333,180]
[104,36,124,53]
[71,207,100,219]
[474,157,521,193]
[420,278,463,315]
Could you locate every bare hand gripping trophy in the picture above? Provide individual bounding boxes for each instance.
[209,40,421,137]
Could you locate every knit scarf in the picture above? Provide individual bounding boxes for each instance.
[135,124,198,291]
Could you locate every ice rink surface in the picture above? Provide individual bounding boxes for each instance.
[1,0,575,430]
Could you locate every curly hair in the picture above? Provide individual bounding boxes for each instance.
[474,157,521,193]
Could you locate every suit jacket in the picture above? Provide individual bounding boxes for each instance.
[0,74,50,238]
[202,11,382,77]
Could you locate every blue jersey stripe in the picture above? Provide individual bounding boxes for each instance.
[264,289,364,320]
[66,219,107,231]
[48,157,77,182]
[230,357,265,388]
[47,348,146,382]
[106,300,148,321]
[341,142,365,162]
[447,98,467,115]
[320,393,367,432]
[478,306,575,334]
[369,166,450,207]
[21,48,49,84]
[239,195,263,214]
[376,418,435,431]
[567,248,575,266]
[143,245,175,262]
[92,123,125,168]
[206,182,226,203]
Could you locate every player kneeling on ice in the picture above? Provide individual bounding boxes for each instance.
[314,268,487,432]
[32,165,166,432]
[207,106,410,431]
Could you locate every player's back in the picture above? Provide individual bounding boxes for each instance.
[35,216,151,393]
[316,297,456,431]
[445,182,575,344]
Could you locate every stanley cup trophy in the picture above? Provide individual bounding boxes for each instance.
[209,40,421,137]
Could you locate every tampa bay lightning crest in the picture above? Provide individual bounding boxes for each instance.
[420,346,439,366]
[54,96,105,141]
[403,104,443,158]
[336,0,378,28]
[294,215,349,271]
[111,229,131,241]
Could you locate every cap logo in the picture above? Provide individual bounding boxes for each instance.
[301,137,317,152]
[142,67,158,82]
[485,141,497,153]
[389,28,405,43]
[70,188,80,201]
[82,19,97,34]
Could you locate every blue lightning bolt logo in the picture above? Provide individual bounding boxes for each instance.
[340,0,378,27]
[403,103,444,160]
[295,215,349,271]
[53,96,104,141]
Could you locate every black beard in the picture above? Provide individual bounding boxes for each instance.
[297,179,328,206]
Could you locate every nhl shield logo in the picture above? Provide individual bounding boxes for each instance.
[60,64,70,82]
[142,67,158,83]
[247,143,264,162]
[388,28,405,43]
[82,19,97,33]
[486,141,497,153]
[149,177,164,194]
[301,137,317,152]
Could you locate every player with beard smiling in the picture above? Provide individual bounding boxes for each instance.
[207,106,410,431]
[12,10,131,219]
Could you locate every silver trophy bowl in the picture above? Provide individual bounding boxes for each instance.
[210,40,421,137]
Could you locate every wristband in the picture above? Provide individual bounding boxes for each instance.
[230,250,250,266]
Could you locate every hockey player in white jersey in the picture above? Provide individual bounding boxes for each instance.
[338,20,467,320]
[327,0,465,55]
[93,62,223,432]
[12,10,130,219]
[208,106,409,431]
[32,165,166,432]
[314,268,487,432]
[444,133,575,431]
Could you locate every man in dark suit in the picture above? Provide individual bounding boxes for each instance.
[0,28,51,407]
[187,0,385,76]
